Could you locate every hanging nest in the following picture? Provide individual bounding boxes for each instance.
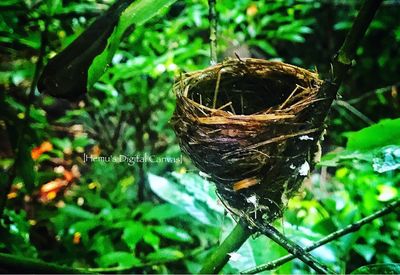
[171,58,325,225]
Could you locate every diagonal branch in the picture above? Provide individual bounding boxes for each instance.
[242,198,400,274]
[255,222,335,274]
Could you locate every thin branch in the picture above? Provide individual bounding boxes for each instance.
[314,0,383,123]
[208,0,218,65]
[336,0,383,66]
[255,222,335,274]
[242,198,400,274]
[346,82,400,104]
[334,100,374,125]
[199,219,253,274]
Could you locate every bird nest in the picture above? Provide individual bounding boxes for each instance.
[171,58,324,224]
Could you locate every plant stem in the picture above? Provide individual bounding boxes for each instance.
[256,222,335,274]
[316,0,383,118]
[0,253,91,274]
[208,0,218,65]
[242,198,400,274]
[199,219,252,274]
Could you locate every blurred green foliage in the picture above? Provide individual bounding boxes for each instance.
[0,0,399,274]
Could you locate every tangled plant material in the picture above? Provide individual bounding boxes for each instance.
[172,58,326,225]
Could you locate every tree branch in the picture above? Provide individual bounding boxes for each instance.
[199,219,252,274]
[242,198,400,274]
[255,222,335,274]
[208,0,218,65]
[315,0,383,123]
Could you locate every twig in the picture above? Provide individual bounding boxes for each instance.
[242,198,400,274]
[346,82,400,104]
[199,219,253,274]
[334,99,374,125]
[208,0,218,65]
[255,222,335,274]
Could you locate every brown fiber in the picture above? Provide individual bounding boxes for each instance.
[172,58,325,223]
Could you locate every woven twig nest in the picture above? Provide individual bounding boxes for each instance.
[172,58,324,224]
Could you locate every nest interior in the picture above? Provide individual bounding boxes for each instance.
[172,58,324,224]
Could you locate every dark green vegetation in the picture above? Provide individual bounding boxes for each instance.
[0,0,399,274]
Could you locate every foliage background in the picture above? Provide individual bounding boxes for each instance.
[0,0,399,273]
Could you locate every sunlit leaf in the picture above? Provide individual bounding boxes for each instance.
[346,118,400,151]
[87,0,177,88]
[148,173,224,226]
[151,225,193,243]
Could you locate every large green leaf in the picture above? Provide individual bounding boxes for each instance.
[346,118,400,151]
[38,0,177,98]
[351,263,400,274]
[148,173,224,226]
[87,0,176,89]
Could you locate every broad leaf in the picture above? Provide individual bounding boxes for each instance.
[88,0,177,88]
[148,173,224,226]
[346,118,400,151]
[38,0,177,98]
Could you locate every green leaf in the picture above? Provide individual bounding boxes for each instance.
[346,118,400,151]
[141,203,187,221]
[15,142,35,192]
[257,41,277,56]
[372,146,400,173]
[97,251,141,268]
[69,220,100,245]
[143,231,160,249]
[146,248,184,262]
[354,244,376,262]
[87,0,177,88]
[90,234,114,255]
[59,205,96,220]
[151,225,193,243]
[351,263,400,274]
[122,222,145,250]
[148,173,224,226]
